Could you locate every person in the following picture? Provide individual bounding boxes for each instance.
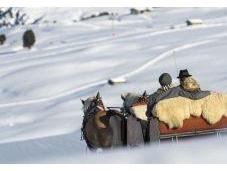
[154,69,211,106]
[146,69,211,142]
[146,73,173,118]
[146,73,173,142]
[177,69,200,92]
[147,69,211,118]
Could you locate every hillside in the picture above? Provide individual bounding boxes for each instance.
[0,7,227,163]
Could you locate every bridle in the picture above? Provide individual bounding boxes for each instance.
[84,98,106,117]
[130,96,149,108]
[81,97,106,144]
[137,96,149,104]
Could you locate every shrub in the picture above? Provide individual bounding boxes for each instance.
[0,34,6,45]
[23,29,36,49]
[130,8,140,15]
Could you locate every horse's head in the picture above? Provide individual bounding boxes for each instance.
[121,91,149,120]
[81,92,105,116]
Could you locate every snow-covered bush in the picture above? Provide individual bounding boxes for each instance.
[0,34,6,45]
[99,11,109,17]
[130,8,140,15]
[0,8,28,28]
[23,29,36,49]
[81,11,110,21]
[130,8,151,15]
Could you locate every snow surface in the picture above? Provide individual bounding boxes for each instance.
[1,7,227,163]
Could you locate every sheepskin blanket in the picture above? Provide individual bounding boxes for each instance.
[153,92,227,129]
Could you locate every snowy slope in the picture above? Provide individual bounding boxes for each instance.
[1,7,227,163]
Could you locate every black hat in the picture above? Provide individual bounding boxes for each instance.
[159,73,172,86]
[177,69,192,79]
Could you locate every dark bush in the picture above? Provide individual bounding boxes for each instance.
[130,8,140,15]
[90,14,97,18]
[23,29,36,49]
[130,8,151,15]
[0,34,6,45]
[99,12,109,17]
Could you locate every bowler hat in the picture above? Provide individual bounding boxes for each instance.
[177,69,192,79]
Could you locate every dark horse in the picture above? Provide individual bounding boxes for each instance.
[81,92,124,150]
[121,91,150,146]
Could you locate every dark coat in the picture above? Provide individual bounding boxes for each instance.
[156,85,210,102]
[127,115,160,145]
[146,88,165,117]
[127,115,145,146]
[147,86,211,117]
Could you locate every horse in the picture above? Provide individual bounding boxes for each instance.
[81,92,124,150]
[121,91,151,146]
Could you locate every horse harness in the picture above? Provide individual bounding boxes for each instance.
[81,99,106,149]
[127,96,150,143]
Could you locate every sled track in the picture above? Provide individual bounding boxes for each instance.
[0,23,198,79]
[0,37,221,108]
[0,21,225,82]
[0,80,107,108]
[0,21,226,67]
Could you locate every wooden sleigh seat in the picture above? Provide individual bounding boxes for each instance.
[159,116,227,139]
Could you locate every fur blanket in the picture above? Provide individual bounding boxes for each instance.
[153,92,227,128]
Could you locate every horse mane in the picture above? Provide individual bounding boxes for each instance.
[123,92,141,108]
[82,97,94,111]
[82,96,105,113]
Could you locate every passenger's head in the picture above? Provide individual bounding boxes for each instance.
[181,77,200,92]
[159,73,172,90]
[177,69,200,92]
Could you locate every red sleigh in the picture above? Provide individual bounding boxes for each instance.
[159,116,227,139]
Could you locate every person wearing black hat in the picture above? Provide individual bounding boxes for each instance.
[147,70,211,117]
[154,69,210,103]
[146,70,211,142]
[177,69,200,92]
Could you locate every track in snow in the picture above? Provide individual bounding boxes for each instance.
[0,37,220,109]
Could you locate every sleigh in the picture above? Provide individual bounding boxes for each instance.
[151,92,227,141]
[128,101,227,143]
[158,116,227,140]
